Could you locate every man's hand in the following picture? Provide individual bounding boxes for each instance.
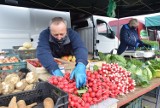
[52,69,64,76]
[70,62,86,88]
[143,43,152,49]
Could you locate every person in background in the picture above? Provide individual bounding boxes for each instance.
[117,18,151,55]
[36,17,88,88]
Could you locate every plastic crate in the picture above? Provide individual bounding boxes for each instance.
[0,82,68,108]
[1,49,15,55]
[13,46,22,54]
[13,46,36,60]
[120,96,142,108]
[17,49,36,60]
[0,54,26,72]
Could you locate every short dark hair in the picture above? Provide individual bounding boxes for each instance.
[49,17,67,26]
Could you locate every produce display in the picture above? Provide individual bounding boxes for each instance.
[0,96,54,108]
[27,59,62,67]
[1,48,160,108]
[98,53,159,87]
[49,63,135,108]
[0,56,19,71]
[18,42,35,50]
[27,59,42,67]
[0,72,38,95]
[61,55,76,62]
[0,72,26,82]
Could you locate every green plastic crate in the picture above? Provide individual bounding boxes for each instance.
[0,54,26,72]
[13,46,36,60]
[121,96,142,108]
[126,97,142,108]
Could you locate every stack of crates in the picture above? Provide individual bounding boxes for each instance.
[13,46,36,60]
[0,54,26,72]
[0,82,69,108]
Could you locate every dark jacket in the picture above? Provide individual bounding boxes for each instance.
[36,28,88,73]
[117,24,143,55]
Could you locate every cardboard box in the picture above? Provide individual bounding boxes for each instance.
[27,60,47,74]
[27,58,76,74]
[87,60,106,70]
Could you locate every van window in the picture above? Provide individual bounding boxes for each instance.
[111,26,117,35]
[97,20,112,38]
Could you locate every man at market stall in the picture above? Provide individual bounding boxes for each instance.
[117,18,151,55]
[36,17,88,88]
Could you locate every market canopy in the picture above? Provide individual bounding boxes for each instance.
[145,15,160,27]
[1,0,160,19]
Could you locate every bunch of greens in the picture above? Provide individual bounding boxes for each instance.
[98,52,126,67]
[127,64,152,87]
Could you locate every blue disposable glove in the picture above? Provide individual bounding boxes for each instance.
[70,62,86,88]
[51,69,64,76]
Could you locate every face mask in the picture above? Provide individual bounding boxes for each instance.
[131,26,138,29]
[52,35,68,44]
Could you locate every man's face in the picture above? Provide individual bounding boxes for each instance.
[50,22,67,41]
[131,22,139,29]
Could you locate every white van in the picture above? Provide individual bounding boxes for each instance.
[0,5,71,50]
[73,15,119,57]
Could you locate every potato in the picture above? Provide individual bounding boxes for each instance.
[2,82,14,95]
[26,102,37,108]
[9,56,19,62]
[21,79,28,84]
[12,89,22,93]
[23,42,32,49]
[43,97,54,108]
[24,84,34,91]
[25,72,38,84]
[0,83,2,94]
[0,59,3,63]
[2,66,9,70]
[4,73,20,85]
[16,80,27,90]
[18,47,27,50]
[17,100,27,108]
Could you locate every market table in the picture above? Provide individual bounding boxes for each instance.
[117,78,160,108]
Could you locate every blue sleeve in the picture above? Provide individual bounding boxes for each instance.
[36,30,59,73]
[120,27,137,47]
[69,29,88,66]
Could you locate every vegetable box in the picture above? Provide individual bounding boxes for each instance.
[0,81,69,108]
[13,46,36,60]
[122,96,142,108]
[0,54,26,72]
[27,58,76,74]
[27,59,47,74]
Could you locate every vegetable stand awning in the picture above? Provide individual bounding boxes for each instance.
[145,15,160,27]
[1,0,160,19]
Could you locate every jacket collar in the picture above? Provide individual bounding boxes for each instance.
[124,24,130,29]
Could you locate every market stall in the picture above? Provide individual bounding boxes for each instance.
[1,45,160,108]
